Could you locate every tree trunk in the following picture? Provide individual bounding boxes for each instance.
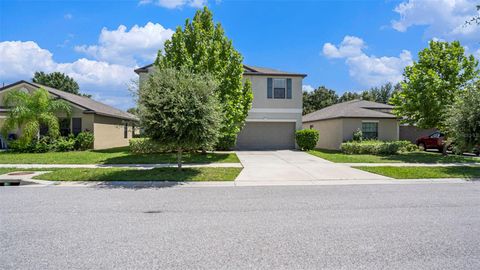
[177,149,183,171]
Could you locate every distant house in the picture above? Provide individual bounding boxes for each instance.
[0,81,138,150]
[302,100,399,150]
[135,64,307,150]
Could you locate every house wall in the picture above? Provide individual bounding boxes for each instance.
[342,118,399,143]
[399,126,437,143]
[93,114,134,149]
[302,119,343,150]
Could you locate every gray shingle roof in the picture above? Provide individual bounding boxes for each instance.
[302,100,396,123]
[1,81,137,121]
[134,63,307,77]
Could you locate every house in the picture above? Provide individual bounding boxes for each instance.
[134,64,306,150]
[302,100,399,150]
[0,80,138,150]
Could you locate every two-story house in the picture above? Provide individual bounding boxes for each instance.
[134,64,306,150]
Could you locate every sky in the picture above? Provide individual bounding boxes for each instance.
[1,0,479,110]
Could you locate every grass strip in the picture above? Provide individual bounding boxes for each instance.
[353,166,480,179]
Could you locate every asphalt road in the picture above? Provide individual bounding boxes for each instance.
[1,183,480,270]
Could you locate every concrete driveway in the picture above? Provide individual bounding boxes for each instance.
[235,150,390,183]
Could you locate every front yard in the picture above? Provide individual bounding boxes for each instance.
[32,167,242,182]
[0,147,239,164]
[354,166,480,179]
[308,149,480,163]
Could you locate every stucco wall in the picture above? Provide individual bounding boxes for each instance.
[93,115,134,149]
[302,119,343,150]
[342,118,399,142]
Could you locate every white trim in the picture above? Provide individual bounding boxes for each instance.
[246,119,297,123]
[250,108,302,113]
[361,120,379,123]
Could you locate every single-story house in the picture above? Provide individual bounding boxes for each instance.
[135,64,307,150]
[302,100,399,150]
[0,80,138,150]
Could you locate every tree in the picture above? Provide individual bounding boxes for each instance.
[465,5,480,25]
[137,68,221,169]
[126,107,138,116]
[33,72,80,95]
[1,88,71,145]
[445,81,480,153]
[338,91,361,103]
[391,40,479,131]
[155,7,252,149]
[360,82,402,104]
[303,86,338,115]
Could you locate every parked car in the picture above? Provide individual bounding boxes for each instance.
[416,132,449,151]
[473,145,480,156]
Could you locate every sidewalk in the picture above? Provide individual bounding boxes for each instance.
[0,163,243,169]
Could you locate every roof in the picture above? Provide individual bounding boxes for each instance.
[302,100,397,123]
[134,63,307,77]
[0,80,138,121]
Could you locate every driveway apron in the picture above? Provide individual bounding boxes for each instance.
[235,150,391,182]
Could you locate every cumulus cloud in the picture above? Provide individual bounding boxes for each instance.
[302,85,315,92]
[391,0,480,41]
[322,36,413,87]
[75,22,174,66]
[139,0,207,9]
[0,41,136,109]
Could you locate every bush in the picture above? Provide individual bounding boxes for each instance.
[352,129,363,142]
[340,140,418,155]
[129,138,166,154]
[216,134,237,150]
[54,137,76,152]
[75,132,94,150]
[295,129,319,151]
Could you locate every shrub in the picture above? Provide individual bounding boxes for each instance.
[340,140,418,155]
[75,132,94,150]
[295,129,319,151]
[352,129,363,142]
[216,134,237,150]
[54,137,76,152]
[129,138,166,154]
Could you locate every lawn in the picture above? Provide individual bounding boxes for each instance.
[33,167,242,182]
[0,147,239,164]
[354,166,480,179]
[308,149,480,163]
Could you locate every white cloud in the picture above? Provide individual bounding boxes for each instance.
[139,0,207,9]
[302,85,314,92]
[64,13,73,20]
[391,0,480,41]
[75,22,174,66]
[0,41,136,110]
[322,36,413,87]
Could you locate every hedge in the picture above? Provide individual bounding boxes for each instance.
[340,140,418,155]
[129,138,166,154]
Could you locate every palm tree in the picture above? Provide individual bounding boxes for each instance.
[1,88,71,144]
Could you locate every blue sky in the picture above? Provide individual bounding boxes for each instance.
[1,0,479,110]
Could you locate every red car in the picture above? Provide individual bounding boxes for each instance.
[416,132,447,151]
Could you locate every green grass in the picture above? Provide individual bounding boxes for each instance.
[354,166,480,179]
[32,167,242,182]
[0,147,239,164]
[308,149,480,164]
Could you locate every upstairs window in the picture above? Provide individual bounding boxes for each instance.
[273,79,286,99]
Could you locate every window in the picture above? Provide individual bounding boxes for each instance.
[72,118,82,136]
[59,118,71,137]
[132,124,136,138]
[124,123,128,139]
[362,122,378,139]
[273,79,286,99]
[309,125,314,129]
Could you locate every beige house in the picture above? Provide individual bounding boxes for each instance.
[135,64,307,150]
[302,100,399,150]
[0,81,138,150]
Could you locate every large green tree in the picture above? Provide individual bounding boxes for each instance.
[33,72,80,95]
[445,81,480,154]
[391,40,479,130]
[303,86,338,115]
[138,68,221,169]
[154,7,252,149]
[1,88,71,144]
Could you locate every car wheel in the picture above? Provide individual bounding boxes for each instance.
[418,143,426,151]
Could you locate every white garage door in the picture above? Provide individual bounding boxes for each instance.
[236,122,296,150]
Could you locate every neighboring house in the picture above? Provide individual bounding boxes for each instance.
[134,64,307,150]
[302,100,399,150]
[0,81,138,150]
[399,125,438,143]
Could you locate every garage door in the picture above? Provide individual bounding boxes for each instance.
[236,122,296,150]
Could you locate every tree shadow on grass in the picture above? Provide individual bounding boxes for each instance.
[101,151,234,165]
[378,152,479,164]
[434,166,480,180]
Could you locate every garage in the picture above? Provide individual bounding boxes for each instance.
[236,121,296,150]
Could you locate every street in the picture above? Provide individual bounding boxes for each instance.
[1,183,480,269]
